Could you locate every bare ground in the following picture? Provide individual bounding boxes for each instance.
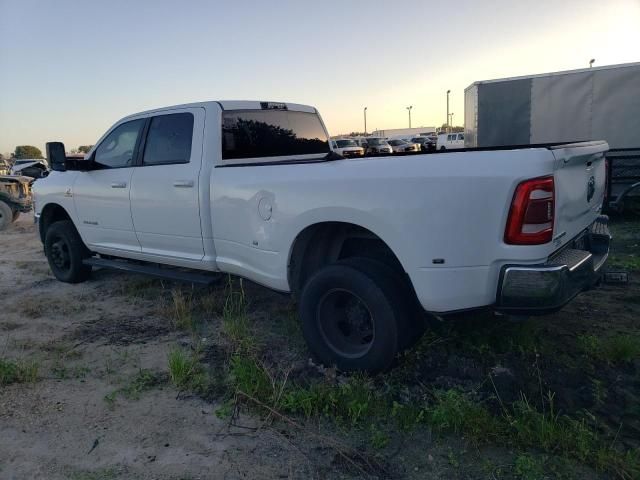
[1,214,639,479]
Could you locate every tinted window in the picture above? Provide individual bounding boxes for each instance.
[458,134,464,140]
[143,113,194,165]
[95,119,144,168]
[222,110,329,160]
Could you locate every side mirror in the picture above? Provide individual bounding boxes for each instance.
[46,142,67,172]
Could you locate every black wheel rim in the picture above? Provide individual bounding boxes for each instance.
[316,288,374,358]
[50,236,71,271]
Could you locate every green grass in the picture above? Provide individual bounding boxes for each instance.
[608,253,640,271]
[104,369,165,408]
[514,454,545,480]
[578,333,640,363]
[0,357,39,385]
[167,348,208,393]
[170,289,195,331]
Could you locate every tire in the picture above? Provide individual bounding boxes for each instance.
[299,260,407,372]
[0,201,12,231]
[338,257,426,351]
[440,146,446,151]
[12,210,20,222]
[44,220,92,283]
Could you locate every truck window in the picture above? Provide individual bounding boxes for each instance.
[143,113,194,165]
[222,110,329,161]
[458,134,464,141]
[94,119,145,168]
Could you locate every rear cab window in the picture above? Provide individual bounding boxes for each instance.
[221,109,330,163]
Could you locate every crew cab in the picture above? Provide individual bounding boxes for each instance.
[34,101,610,372]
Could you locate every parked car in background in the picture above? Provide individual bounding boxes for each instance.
[10,159,49,178]
[0,159,10,175]
[364,137,392,155]
[0,175,33,230]
[388,139,419,153]
[330,139,364,158]
[411,136,436,152]
[437,133,465,150]
[353,138,368,149]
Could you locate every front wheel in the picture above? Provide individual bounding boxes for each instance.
[299,260,407,372]
[440,146,446,150]
[44,220,92,283]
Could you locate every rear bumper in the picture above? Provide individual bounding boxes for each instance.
[496,215,611,314]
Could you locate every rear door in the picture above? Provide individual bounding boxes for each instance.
[551,141,608,248]
[129,108,205,261]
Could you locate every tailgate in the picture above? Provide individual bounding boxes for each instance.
[551,141,608,249]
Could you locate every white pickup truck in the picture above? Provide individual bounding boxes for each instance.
[34,100,610,372]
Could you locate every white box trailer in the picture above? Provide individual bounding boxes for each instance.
[464,62,640,211]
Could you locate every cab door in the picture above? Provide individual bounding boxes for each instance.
[73,118,145,252]
[129,108,205,261]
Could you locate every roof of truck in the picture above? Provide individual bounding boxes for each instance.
[121,101,317,121]
[465,61,640,90]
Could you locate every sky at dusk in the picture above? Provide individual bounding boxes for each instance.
[1,0,639,155]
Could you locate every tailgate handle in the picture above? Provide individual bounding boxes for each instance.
[110,182,127,188]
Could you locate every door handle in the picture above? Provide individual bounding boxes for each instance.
[110,182,127,188]
[173,180,194,188]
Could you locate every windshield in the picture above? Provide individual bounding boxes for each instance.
[388,140,406,146]
[367,138,387,146]
[336,140,357,148]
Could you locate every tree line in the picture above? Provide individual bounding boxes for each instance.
[0,145,94,162]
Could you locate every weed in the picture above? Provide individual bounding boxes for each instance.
[170,289,195,331]
[426,389,502,442]
[222,312,253,351]
[514,454,544,480]
[223,275,246,319]
[221,277,256,352]
[607,253,640,271]
[369,424,390,449]
[122,277,163,299]
[447,447,460,468]
[104,369,165,408]
[578,333,640,363]
[168,348,208,393]
[601,334,640,362]
[0,357,39,385]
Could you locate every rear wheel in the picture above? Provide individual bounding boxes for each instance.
[440,146,446,151]
[0,201,12,230]
[339,257,426,350]
[44,220,92,283]
[299,259,409,372]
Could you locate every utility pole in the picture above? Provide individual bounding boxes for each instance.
[364,107,368,135]
[446,90,451,132]
[406,105,413,128]
[449,113,454,128]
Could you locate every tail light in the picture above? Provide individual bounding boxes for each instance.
[505,176,554,245]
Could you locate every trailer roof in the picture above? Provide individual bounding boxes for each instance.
[464,61,640,91]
